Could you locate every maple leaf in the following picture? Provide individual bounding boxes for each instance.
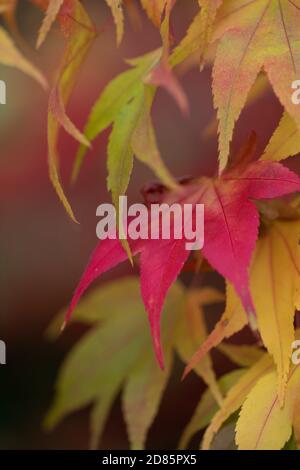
[197,0,223,69]
[131,85,178,190]
[218,342,264,368]
[36,0,64,49]
[146,0,189,115]
[65,159,300,369]
[179,368,245,449]
[236,365,300,450]
[202,353,274,449]
[251,220,300,403]
[185,219,300,404]
[212,0,300,172]
[0,0,17,30]
[46,278,184,449]
[262,111,300,161]
[47,277,224,449]
[73,48,162,181]
[173,287,224,404]
[171,0,223,69]
[0,25,47,88]
[30,0,97,219]
[182,282,248,378]
[105,0,124,45]
[45,0,96,221]
[140,0,167,27]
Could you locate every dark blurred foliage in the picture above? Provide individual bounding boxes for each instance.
[0,0,299,449]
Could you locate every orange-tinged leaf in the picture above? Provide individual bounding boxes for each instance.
[146,0,189,115]
[250,220,300,404]
[0,0,16,15]
[202,353,274,450]
[183,282,248,379]
[105,0,124,45]
[140,0,166,27]
[47,0,96,221]
[202,73,268,140]
[49,86,91,147]
[146,61,189,115]
[262,112,300,162]
[175,287,224,404]
[236,365,300,450]
[170,0,223,68]
[197,0,223,69]
[212,0,300,173]
[0,25,47,88]
[36,0,64,49]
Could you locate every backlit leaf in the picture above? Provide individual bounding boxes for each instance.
[47,0,96,221]
[179,369,246,449]
[174,287,224,404]
[105,0,124,45]
[236,366,300,450]
[0,25,47,88]
[46,277,184,449]
[251,220,300,403]
[183,282,248,378]
[131,85,178,190]
[73,48,161,181]
[262,112,300,162]
[140,0,166,27]
[212,0,300,172]
[202,353,274,449]
[36,0,64,49]
[218,343,264,368]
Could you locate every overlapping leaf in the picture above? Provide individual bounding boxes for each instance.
[46,277,185,449]
[105,0,124,45]
[47,277,227,449]
[236,366,300,450]
[185,219,300,404]
[46,0,96,221]
[73,48,162,181]
[250,220,300,403]
[212,0,300,172]
[262,112,300,162]
[183,282,248,378]
[174,287,224,404]
[140,0,166,27]
[65,159,300,369]
[36,0,64,49]
[179,368,246,449]
[0,25,47,88]
[202,353,274,449]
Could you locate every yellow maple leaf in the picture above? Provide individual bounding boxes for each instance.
[202,353,274,449]
[212,0,300,172]
[174,287,225,404]
[251,220,299,404]
[182,282,248,379]
[236,365,300,450]
[0,25,47,88]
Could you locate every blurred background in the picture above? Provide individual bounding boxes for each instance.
[0,0,298,449]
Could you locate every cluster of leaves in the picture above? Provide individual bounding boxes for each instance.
[2,0,300,450]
